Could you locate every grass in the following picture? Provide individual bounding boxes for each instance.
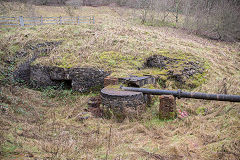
[144,20,177,28]
[0,2,240,160]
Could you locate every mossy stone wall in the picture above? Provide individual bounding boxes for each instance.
[30,64,110,92]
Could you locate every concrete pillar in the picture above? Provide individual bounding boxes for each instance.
[40,16,43,25]
[144,94,152,106]
[159,95,176,119]
[59,16,62,25]
[19,16,24,27]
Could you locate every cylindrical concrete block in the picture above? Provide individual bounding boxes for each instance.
[101,88,146,122]
[159,95,176,119]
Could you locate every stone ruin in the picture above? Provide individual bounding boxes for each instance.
[145,55,205,86]
[30,64,110,92]
[14,46,205,121]
[13,41,63,83]
[99,75,156,121]
[99,76,177,121]
[118,75,156,87]
[13,41,110,92]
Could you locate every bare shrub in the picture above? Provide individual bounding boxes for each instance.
[66,0,82,9]
[136,0,153,24]
[154,0,172,22]
[63,5,75,17]
[111,0,240,41]
[183,0,240,41]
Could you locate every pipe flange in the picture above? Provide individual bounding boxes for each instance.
[177,89,182,99]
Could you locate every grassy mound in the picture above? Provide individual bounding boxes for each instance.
[0,24,208,89]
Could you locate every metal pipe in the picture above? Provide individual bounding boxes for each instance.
[120,86,240,102]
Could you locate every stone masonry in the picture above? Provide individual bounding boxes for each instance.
[159,95,177,119]
[30,64,110,92]
[101,88,146,121]
[118,75,156,87]
[104,76,119,87]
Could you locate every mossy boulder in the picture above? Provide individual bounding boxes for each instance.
[144,53,207,89]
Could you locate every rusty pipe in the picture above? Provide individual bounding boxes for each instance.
[120,86,240,102]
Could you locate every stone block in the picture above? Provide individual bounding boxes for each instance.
[118,75,155,87]
[104,76,118,87]
[159,95,176,119]
[30,64,58,87]
[49,67,71,80]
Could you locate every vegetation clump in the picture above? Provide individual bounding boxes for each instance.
[144,53,207,89]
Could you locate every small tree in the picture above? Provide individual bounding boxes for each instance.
[154,0,173,22]
[136,0,152,24]
[173,0,181,23]
[63,5,75,17]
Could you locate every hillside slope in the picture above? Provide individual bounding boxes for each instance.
[0,4,240,160]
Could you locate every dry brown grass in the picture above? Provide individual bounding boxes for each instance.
[0,3,240,160]
[0,85,239,159]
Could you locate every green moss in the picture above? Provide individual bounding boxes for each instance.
[152,50,197,61]
[188,72,207,88]
[196,107,207,115]
[9,44,20,53]
[110,72,130,78]
[157,77,167,88]
[0,141,18,156]
[56,53,75,68]
[0,133,19,157]
[93,51,144,77]
[144,116,174,128]
[97,51,141,68]
[159,111,177,120]
[140,68,168,76]
[142,84,158,89]
[107,48,208,89]
[89,85,104,93]
[186,61,209,89]
[105,84,123,89]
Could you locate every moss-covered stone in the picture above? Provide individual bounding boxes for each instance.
[144,52,208,89]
